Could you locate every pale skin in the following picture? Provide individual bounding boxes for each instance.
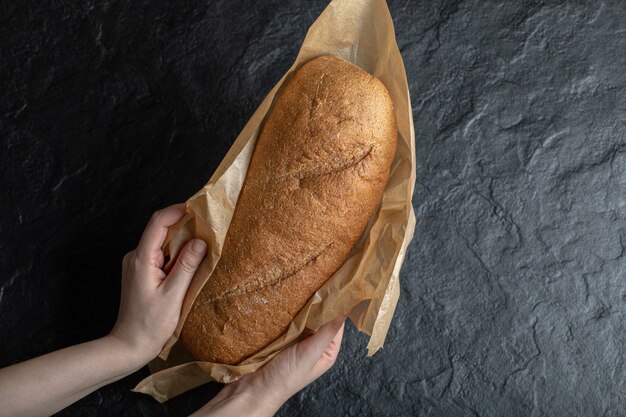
[0,204,345,417]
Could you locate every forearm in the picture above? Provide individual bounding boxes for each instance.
[0,335,146,417]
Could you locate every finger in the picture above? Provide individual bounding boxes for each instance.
[296,316,346,369]
[311,321,344,378]
[161,239,207,298]
[323,321,344,361]
[136,204,186,267]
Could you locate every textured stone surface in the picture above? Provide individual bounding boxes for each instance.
[2,0,626,415]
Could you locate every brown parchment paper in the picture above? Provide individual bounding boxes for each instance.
[133,0,416,402]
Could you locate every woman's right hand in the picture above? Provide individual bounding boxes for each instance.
[192,316,346,417]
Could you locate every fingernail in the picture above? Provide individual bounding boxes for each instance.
[192,239,207,254]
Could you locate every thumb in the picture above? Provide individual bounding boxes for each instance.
[162,239,207,296]
[295,316,346,369]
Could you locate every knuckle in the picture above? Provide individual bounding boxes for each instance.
[123,250,135,266]
[150,210,162,223]
[178,255,198,274]
[324,352,338,366]
[132,256,143,271]
[321,347,339,367]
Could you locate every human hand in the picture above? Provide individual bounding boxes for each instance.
[246,315,346,406]
[193,316,345,417]
[109,204,207,365]
[0,204,208,417]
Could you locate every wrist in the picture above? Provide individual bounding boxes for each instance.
[103,332,154,371]
[192,379,284,417]
[237,379,285,416]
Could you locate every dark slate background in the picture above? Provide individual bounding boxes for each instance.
[2,0,625,415]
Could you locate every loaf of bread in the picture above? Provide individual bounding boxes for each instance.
[180,55,397,365]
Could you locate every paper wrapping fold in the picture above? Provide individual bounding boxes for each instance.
[133,0,416,402]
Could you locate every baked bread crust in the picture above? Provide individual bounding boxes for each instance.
[180,55,397,365]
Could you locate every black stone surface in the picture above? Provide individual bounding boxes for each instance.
[2,0,626,415]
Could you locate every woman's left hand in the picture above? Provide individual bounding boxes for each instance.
[110,203,207,363]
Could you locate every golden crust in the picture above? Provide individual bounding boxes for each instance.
[180,55,397,365]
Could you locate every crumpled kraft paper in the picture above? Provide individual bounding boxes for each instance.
[133,0,416,402]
